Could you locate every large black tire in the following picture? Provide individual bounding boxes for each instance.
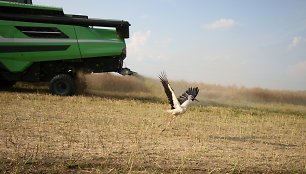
[49,74,76,96]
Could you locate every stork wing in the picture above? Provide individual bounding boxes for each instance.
[158,72,181,109]
[178,87,199,104]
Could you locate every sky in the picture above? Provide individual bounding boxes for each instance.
[33,0,306,91]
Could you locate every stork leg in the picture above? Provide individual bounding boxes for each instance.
[161,115,176,132]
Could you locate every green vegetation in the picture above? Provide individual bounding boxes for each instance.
[0,73,305,173]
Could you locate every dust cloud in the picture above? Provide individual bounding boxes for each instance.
[75,71,153,96]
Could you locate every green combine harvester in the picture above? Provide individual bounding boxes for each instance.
[0,0,133,95]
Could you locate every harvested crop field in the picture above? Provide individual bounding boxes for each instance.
[0,74,305,173]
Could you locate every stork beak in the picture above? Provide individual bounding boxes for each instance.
[194,98,199,102]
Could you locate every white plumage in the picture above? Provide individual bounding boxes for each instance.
[158,72,199,132]
[158,72,199,116]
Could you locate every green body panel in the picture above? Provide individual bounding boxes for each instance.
[75,26,125,58]
[0,20,80,72]
[0,20,125,72]
[0,59,32,72]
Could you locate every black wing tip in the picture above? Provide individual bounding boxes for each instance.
[187,87,199,100]
[158,71,175,109]
[158,71,168,82]
[178,87,200,104]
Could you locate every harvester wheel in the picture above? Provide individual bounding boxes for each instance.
[49,74,76,96]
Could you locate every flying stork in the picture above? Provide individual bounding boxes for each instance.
[158,72,199,131]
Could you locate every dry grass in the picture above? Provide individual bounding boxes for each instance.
[0,74,306,173]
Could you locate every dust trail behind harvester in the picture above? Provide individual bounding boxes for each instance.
[75,71,163,101]
[76,71,306,106]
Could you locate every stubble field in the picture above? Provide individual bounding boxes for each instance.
[0,74,305,173]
